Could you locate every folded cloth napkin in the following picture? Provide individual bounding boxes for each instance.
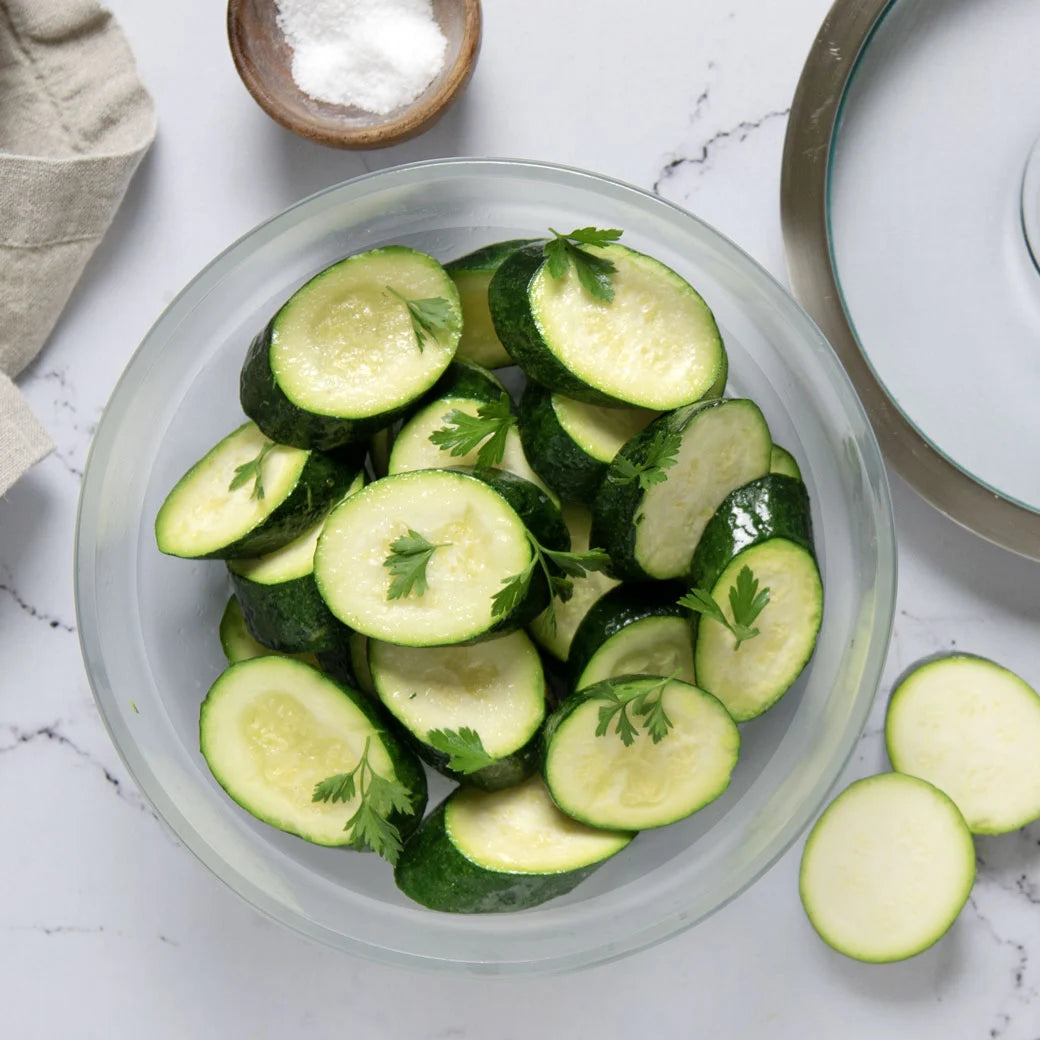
[0,0,155,496]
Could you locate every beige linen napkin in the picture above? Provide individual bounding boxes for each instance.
[0,0,155,495]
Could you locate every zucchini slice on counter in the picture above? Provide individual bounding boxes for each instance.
[368,630,546,790]
[155,421,356,560]
[517,382,659,503]
[228,471,365,653]
[446,240,536,368]
[200,656,427,848]
[528,504,621,663]
[488,242,726,409]
[568,584,695,692]
[314,469,560,647]
[394,777,633,912]
[800,773,975,963]
[885,654,1040,834]
[591,398,772,581]
[240,246,461,449]
[541,676,739,830]
[769,444,802,480]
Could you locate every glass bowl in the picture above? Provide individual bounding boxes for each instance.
[75,158,895,974]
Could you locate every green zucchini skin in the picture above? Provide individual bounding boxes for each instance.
[688,474,815,592]
[517,381,607,503]
[240,322,398,450]
[421,357,506,407]
[402,729,541,793]
[158,440,358,561]
[567,583,688,690]
[446,239,539,274]
[489,245,621,404]
[228,569,352,653]
[394,798,617,913]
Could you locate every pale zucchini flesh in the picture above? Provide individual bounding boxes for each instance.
[200,657,406,847]
[543,678,740,830]
[530,244,724,409]
[314,470,533,646]
[694,539,822,722]
[634,400,771,579]
[368,632,546,758]
[551,395,660,463]
[885,654,1040,834]
[271,248,460,418]
[575,616,695,691]
[799,773,975,963]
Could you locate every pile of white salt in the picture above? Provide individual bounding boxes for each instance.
[276,0,448,116]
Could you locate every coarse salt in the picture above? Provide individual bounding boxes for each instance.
[276,0,448,116]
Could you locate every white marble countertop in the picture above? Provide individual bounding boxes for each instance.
[4,0,1040,1036]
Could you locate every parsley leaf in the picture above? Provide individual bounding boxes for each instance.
[386,287,456,352]
[383,529,449,600]
[542,227,623,302]
[312,737,414,865]
[228,441,276,500]
[678,565,771,650]
[428,393,515,469]
[609,429,682,490]
[590,674,676,746]
[492,531,613,633]
[426,727,497,774]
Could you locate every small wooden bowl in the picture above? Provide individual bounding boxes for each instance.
[227,0,482,149]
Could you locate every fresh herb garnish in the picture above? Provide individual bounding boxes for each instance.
[590,674,677,746]
[228,441,276,500]
[426,727,496,774]
[609,429,682,490]
[492,532,612,633]
[543,226,623,302]
[312,737,413,865]
[428,392,515,469]
[384,529,449,600]
[678,565,771,650]
[386,287,455,352]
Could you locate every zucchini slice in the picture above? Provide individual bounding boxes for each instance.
[446,240,536,369]
[769,444,802,480]
[591,399,772,581]
[517,382,659,503]
[394,777,633,912]
[348,631,376,695]
[200,656,427,847]
[568,585,695,692]
[541,676,739,830]
[218,595,319,668]
[368,630,546,790]
[422,356,507,406]
[693,539,823,722]
[528,504,621,663]
[228,471,365,653]
[388,395,556,502]
[155,421,356,560]
[489,243,726,409]
[314,470,550,647]
[885,654,1040,834]
[240,247,462,449]
[799,773,975,963]
[689,474,814,593]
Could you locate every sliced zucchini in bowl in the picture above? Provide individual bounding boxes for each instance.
[591,398,773,581]
[241,246,461,449]
[313,469,556,647]
[368,630,546,790]
[155,421,356,560]
[446,240,536,368]
[200,656,427,848]
[488,242,726,409]
[394,777,633,913]
[568,584,695,692]
[541,675,740,830]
